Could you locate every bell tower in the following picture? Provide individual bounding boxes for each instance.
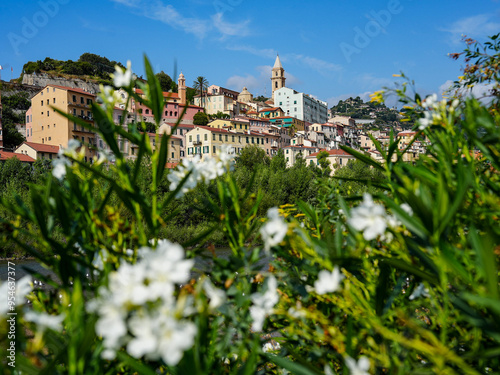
[271,54,285,95]
[178,72,186,105]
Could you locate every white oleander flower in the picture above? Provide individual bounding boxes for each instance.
[89,240,196,364]
[345,356,371,375]
[0,275,32,316]
[400,203,413,216]
[98,85,121,111]
[347,194,388,241]
[52,156,71,180]
[203,279,226,310]
[250,275,279,331]
[314,266,344,295]
[421,93,438,109]
[409,283,430,300]
[112,60,133,88]
[263,341,281,352]
[260,208,288,253]
[24,311,65,332]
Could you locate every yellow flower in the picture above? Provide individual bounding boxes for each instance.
[370,91,384,103]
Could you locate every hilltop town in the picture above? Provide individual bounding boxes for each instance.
[0,54,425,170]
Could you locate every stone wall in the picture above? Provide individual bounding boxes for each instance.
[21,73,100,94]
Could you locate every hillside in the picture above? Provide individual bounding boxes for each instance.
[330,96,400,125]
[20,53,125,87]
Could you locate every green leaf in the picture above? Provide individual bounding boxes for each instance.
[266,354,322,375]
[340,145,385,171]
[156,133,170,187]
[144,55,164,125]
[116,351,158,375]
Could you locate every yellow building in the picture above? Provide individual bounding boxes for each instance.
[359,133,376,151]
[207,119,249,133]
[30,85,97,162]
[306,149,356,174]
[185,126,274,160]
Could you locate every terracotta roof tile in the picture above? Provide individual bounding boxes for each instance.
[20,142,60,154]
[0,151,36,163]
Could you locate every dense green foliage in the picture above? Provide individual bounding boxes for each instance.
[155,71,177,93]
[21,54,125,84]
[1,92,29,148]
[0,37,499,375]
[192,111,209,126]
[330,96,399,124]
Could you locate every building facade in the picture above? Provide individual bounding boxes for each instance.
[273,87,328,124]
[30,85,97,162]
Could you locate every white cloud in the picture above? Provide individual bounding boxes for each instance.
[111,0,141,7]
[212,13,251,39]
[441,14,500,44]
[150,3,211,38]
[226,45,277,59]
[289,54,342,74]
[354,73,394,90]
[111,0,251,40]
[226,65,301,95]
[439,79,495,103]
[226,45,342,76]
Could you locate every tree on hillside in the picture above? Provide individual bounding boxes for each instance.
[253,95,268,102]
[193,111,209,126]
[235,144,270,171]
[210,111,230,120]
[270,149,287,172]
[193,76,209,109]
[316,150,332,176]
[156,71,177,93]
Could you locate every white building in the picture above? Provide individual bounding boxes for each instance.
[273,87,328,124]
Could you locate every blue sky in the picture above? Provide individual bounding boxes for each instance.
[0,0,498,108]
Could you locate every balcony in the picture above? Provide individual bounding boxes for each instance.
[78,115,94,122]
[193,140,202,146]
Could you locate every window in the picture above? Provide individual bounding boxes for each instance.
[80,97,84,104]
[213,146,216,153]
[42,126,44,130]
[246,137,249,143]
[294,100,297,104]
[213,134,216,141]
[225,135,228,142]
[47,99,49,105]
[232,135,235,142]
[47,111,49,117]
[145,109,150,114]
[189,135,192,142]
[87,98,92,105]
[73,95,76,102]
[41,100,44,106]
[251,137,254,144]
[171,152,174,158]
[219,134,222,141]
[174,112,177,116]
[170,111,173,116]
[165,111,168,116]
[204,134,208,141]
[48,136,51,141]
[53,98,56,104]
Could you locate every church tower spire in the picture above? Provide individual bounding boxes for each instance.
[271,54,285,95]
